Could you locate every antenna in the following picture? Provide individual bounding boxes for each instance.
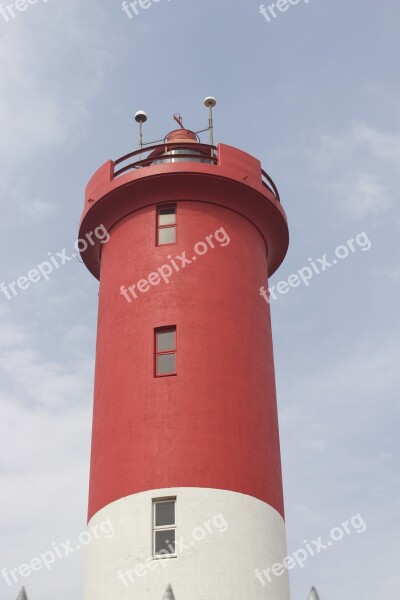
[135,110,148,158]
[204,96,217,146]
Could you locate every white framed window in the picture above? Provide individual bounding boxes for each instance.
[153,498,176,557]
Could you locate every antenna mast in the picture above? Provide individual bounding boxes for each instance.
[135,110,148,159]
[204,97,217,146]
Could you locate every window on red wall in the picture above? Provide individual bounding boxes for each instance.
[157,205,176,246]
[155,327,177,376]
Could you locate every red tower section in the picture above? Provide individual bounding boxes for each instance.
[80,123,290,600]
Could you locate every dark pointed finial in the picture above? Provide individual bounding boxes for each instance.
[16,588,28,600]
[309,587,320,600]
[162,584,176,600]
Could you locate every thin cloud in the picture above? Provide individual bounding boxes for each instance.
[307,123,400,219]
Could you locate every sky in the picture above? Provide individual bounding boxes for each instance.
[0,0,399,599]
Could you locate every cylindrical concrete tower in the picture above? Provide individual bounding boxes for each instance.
[79,116,290,600]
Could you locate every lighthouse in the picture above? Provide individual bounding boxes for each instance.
[79,100,290,600]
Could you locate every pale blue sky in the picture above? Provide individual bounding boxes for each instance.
[0,1,399,599]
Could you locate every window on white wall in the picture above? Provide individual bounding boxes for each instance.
[153,498,176,557]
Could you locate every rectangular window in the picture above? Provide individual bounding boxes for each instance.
[155,326,177,377]
[153,498,176,557]
[157,205,176,246]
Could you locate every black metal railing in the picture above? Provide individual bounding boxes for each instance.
[113,142,280,203]
[114,142,217,177]
[261,168,281,203]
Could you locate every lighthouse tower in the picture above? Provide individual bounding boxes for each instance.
[79,102,290,600]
